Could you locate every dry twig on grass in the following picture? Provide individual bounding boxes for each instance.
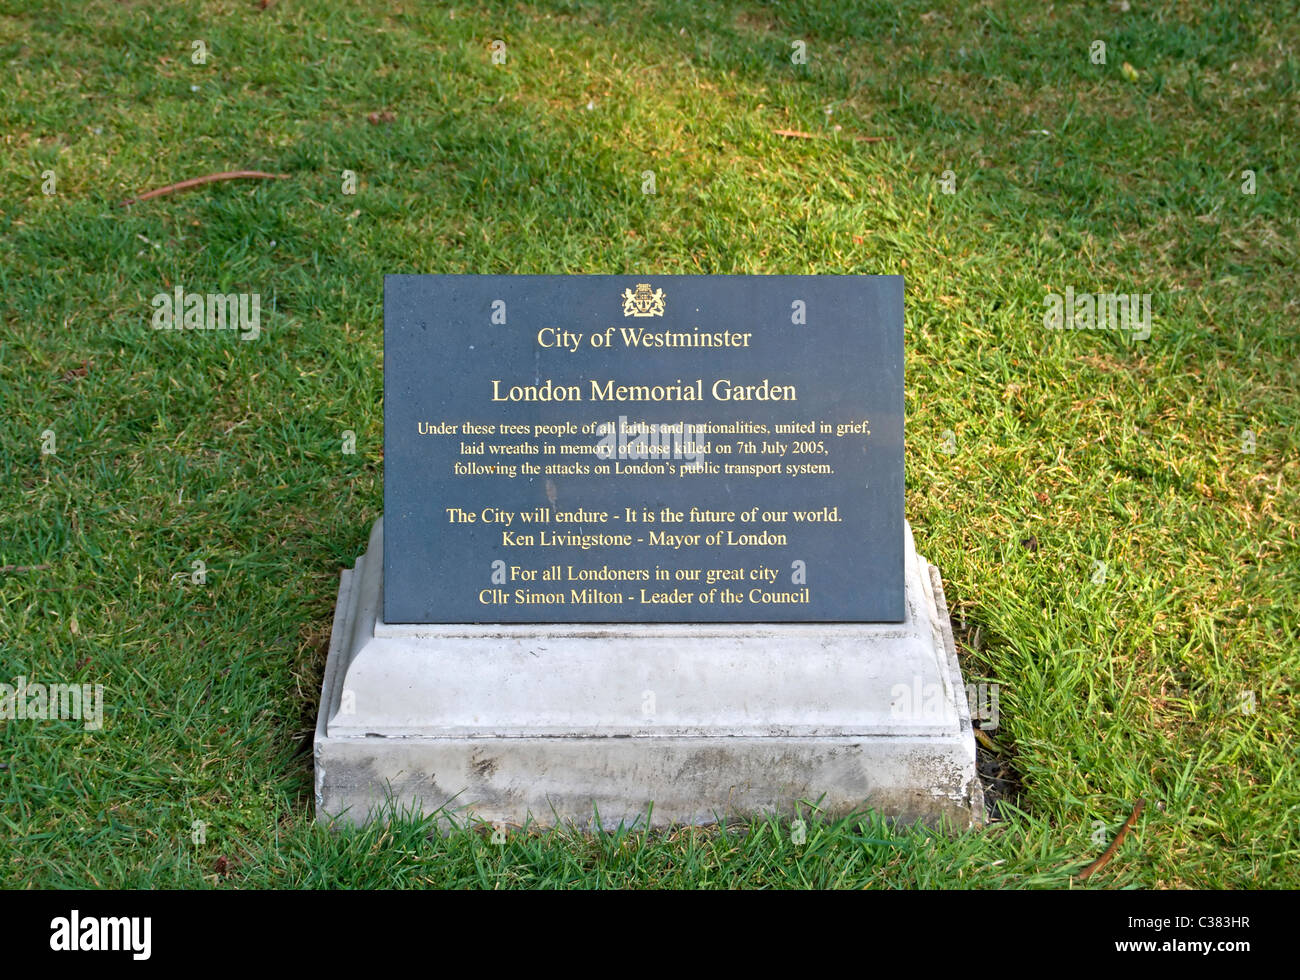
[1077,799,1145,881]
[773,128,892,142]
[120,170,290,206]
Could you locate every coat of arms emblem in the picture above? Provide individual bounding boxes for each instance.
[621,283,666,317]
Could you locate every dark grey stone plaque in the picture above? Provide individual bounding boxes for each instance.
[384,275,903,623]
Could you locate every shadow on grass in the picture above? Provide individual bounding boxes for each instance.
[952,608,1026,822]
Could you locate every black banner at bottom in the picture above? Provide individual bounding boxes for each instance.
[3,888,1272,966]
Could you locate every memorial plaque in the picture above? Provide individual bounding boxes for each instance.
[320,276,980,828]
[383,275,903,623]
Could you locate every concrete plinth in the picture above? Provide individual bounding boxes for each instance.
[314,519,984,830]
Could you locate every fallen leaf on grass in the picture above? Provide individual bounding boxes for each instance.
[61,359,94,382]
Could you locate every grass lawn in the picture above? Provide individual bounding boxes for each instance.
[0,0,1296,888]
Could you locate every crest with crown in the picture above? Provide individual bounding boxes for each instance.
[621,283,666,317]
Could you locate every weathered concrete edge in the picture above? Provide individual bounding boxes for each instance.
[926,558,986,824]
